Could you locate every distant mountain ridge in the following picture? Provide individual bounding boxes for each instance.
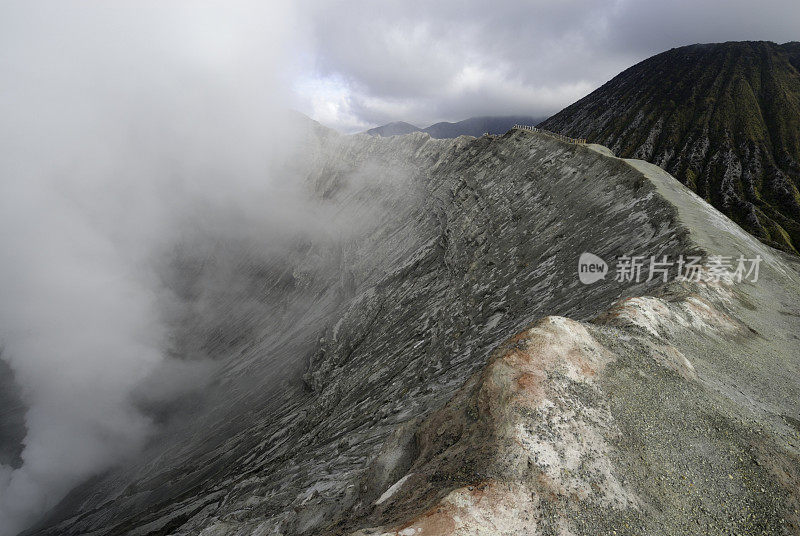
[366,115,545,139]
[365,121,422,137]
[540,41,800,253]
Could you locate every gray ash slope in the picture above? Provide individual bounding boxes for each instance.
[24,124,800,535]
[540,41,800,255]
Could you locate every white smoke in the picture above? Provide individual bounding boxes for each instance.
[0,2,307,534]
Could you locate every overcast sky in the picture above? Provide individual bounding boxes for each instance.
[291,0,800,132]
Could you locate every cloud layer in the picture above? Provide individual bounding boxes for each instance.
[293,0,800,132]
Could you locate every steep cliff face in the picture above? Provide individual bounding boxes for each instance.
[540,41,800,254]
[23,125,800,536]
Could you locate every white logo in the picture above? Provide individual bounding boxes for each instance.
[576,252,762,285]
[578,252,608,284]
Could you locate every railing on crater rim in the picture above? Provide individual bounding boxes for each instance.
[511,124,587,145]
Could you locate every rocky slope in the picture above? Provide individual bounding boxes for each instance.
[540,41,800,254]
[21,125,800,535]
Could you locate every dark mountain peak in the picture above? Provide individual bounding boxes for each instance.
[541,41,800,253]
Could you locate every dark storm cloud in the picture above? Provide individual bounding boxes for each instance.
[296,0,800,131]
[605,0,800,55]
